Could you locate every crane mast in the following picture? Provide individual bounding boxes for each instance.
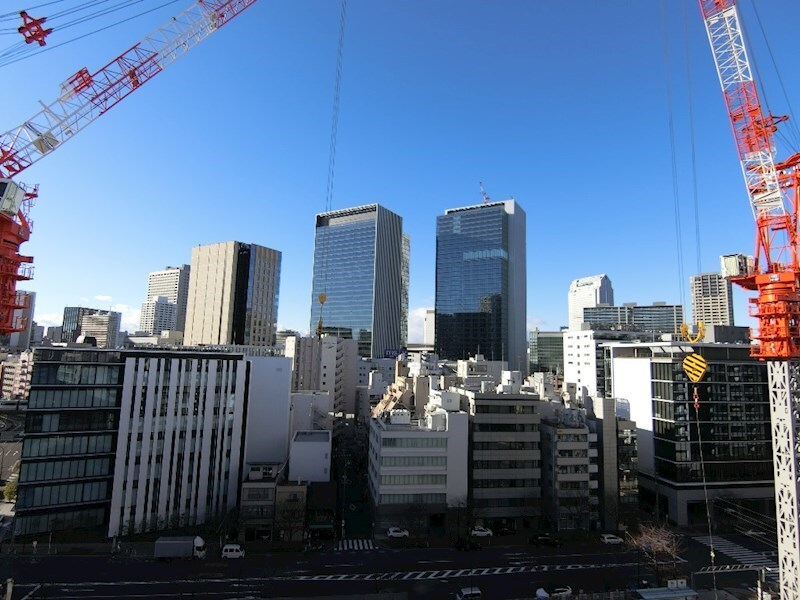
[0,0,258,335]
[699,1,800,597]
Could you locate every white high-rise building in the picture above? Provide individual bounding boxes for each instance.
[423,309,435,346]
[184,241,281,347]
[690,272,734,326]
[568,274,614,330]
[139,296,177,336]
[141,265,191,333]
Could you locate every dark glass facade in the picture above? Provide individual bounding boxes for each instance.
[310,205,405,358]
[650,354,771,485]
[529,330,564,374]
[61,307,100,343]
[435,201,526,368]
[15,349,124,538]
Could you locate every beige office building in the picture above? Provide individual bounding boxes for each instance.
[184,241,281,347]
[690,272,734,326]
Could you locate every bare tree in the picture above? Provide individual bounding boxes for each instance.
[628,524,684,585]
[274,502,305,543]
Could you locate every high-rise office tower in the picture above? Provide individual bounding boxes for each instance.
[568,274,614,330]
[79,310,121,348]
[61,306,101,343]
[140,265,191,333]
[435,200,527,371]
[184,241,281,347]
[309,204,406,358]
[691,272,734,326]
[139,296,177,336]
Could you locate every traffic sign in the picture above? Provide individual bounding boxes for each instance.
[683,353,707,383]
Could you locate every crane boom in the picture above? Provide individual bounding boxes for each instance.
[0,0,258,336]
[0,0,258,179]
[699,1,800,597]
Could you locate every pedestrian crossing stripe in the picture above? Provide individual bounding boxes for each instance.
[335,539,375,551]
[683,353,707,383]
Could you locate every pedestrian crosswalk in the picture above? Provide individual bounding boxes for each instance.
[694,535,778,580]
[335,538,375,551]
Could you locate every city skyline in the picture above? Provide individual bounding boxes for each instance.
[5,1,795,341]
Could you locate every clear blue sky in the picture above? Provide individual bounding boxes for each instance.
[1,0,799,341]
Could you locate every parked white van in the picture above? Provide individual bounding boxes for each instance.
[456,587,482,600]
[221,543,245,559]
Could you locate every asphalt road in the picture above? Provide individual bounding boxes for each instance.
[2,542,648,599]
[3,531,779,599]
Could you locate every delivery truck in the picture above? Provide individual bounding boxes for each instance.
[154,535,207,560]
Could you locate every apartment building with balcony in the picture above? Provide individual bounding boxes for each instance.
[540,408,600,531]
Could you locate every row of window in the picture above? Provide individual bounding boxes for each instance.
[473,478,537,488]
[17,480,109,509]
[381,437,447,448]
[379,493,446,505]
[27,411,118,434]
[23,434,115,458]
[29,388,121,409]
[474,404,537,415]
[473,441,536,451]
[473,460,539,470]
[32,364,123,386]
[380,474,446,486]
[15,506,107,536]
[380,456,447,467]
[20,457,112,483]
[474,423,537,433]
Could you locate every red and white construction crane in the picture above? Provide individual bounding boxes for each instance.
[699,1,800,596]
[0,0,258,335]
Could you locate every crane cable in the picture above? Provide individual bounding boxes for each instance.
[741,0,800,151]
[659,0,687,314]
[316,0,347,337]
[681,0,702,274]
[662,1,719,594]
[0,0,180,69]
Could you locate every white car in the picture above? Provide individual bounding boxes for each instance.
[552,586,573,598]
[387,527,409,538]
[470,526,493,537]
[600,533,624,545]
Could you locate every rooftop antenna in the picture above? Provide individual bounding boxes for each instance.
[479,181,490,204]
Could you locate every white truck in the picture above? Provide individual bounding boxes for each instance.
[153,535,207,560]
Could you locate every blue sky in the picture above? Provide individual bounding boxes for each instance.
[1,0,799,341]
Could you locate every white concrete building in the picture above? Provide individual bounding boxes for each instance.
[568,274,614,331]
[690,272,734,326]
[141,265,191,333]
[290,391,332,436]
[243,356,292,466]
[563,329,643,400]
[456,354,506,390]
[108,351,248,536]
[139,296,177,336]
[423,309,435,346]
[285,335,358,417]
[289,430,331,483]
[1,350,32,401]
[368,403,469,530]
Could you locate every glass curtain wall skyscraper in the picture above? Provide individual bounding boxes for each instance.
[310,204,407,358]
[435,200,527,372]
